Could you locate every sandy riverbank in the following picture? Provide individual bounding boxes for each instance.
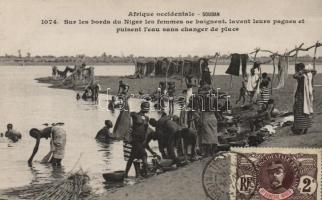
[98,158,210,200]
[96,114,322,200]
[97,113,322,200]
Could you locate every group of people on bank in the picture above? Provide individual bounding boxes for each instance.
[14,62,314,180]
[237,62,316,135]
[100,74,231,177]
[95,62,316,177]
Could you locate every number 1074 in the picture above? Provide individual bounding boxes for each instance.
[41,19,57,24]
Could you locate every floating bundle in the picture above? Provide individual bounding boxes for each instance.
[5,170,95,200]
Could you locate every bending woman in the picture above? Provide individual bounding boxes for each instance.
[28,126,66,167]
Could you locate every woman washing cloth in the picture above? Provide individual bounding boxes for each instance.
[28,123,66,167]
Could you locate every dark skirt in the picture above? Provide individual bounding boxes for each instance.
[130,139,147,160]
[199,112,218,144]
[293,94,312,130]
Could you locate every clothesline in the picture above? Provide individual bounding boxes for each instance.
[248,42,321,58]
[241,42,321,78]
[130,42,321,66]
[223,41,321,94]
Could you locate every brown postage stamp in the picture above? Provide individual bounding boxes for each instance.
[202,148,321,200]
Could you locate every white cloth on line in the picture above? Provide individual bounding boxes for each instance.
[303,64,314,114]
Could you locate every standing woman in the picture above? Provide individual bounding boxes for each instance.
[198,89,218,156]
[28,125,66,167]
[292,63,316,135]
[124,102,150,178]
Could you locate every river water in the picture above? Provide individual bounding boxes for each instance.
[0,65,149,193]
[0,64,320,193]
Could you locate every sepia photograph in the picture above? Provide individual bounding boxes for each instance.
[0,0,321,199]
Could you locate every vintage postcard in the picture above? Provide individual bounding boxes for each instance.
[0,0,321,199]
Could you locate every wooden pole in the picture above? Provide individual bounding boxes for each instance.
[212,53,219,88]
[294,47,299,65]
[165,59,170,87]
[253,48,260,73]
[181,59,184,88]
[253,49,261,102]
[271,55,276,95]
[152,59,156,86]
[288,43,304,55]
[312,41,320,87]
[313,41,320,71]
[130,57,137,77]
[199,59,202,84]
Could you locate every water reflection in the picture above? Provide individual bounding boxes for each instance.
[28,163,66,184]
[51,166,66,179]
[103,177,138,192]
[96,141,112,164]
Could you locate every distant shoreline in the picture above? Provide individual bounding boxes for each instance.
[0,62,133,66]
[0,60,321,66]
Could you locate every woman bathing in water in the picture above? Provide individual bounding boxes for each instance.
[5,123,22,143]
[28,124,66,167]
[95,120,114,143]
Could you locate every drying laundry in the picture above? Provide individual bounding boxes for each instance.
[303,64,314,114]
[246,72,259,92]
[279,115,294,127]
[226,53,241,76]
[275,56,289,89]
[260,125,276,135]
[240,54,248,77]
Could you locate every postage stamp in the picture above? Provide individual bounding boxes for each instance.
[202,148,321,200]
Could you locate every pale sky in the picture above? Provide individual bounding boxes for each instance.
[0,0,321,57]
